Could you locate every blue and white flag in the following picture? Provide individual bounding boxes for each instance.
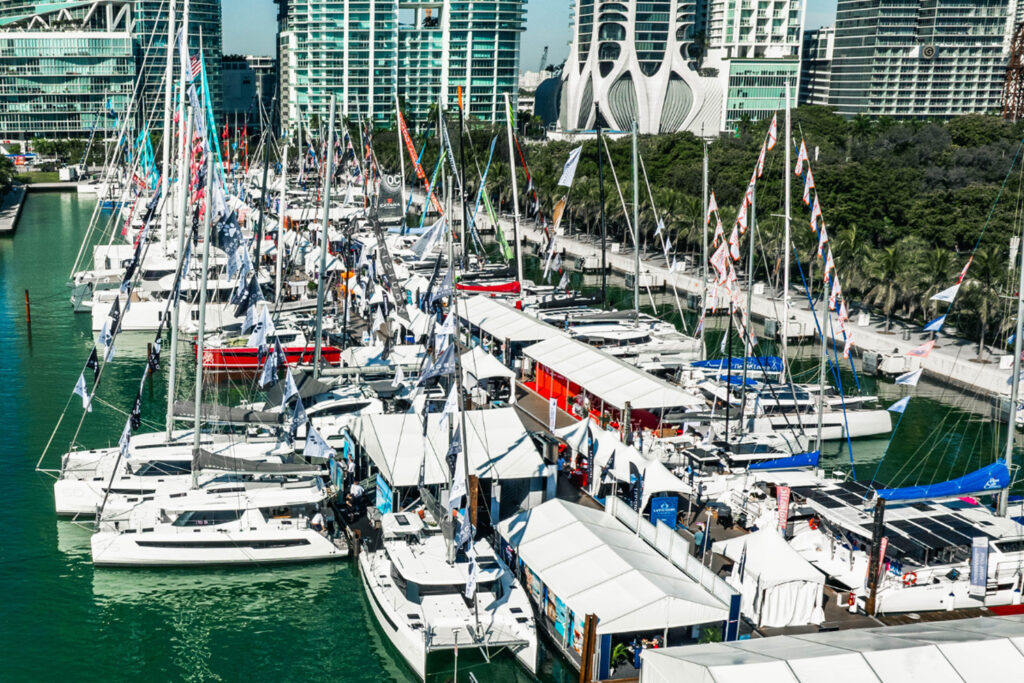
[73,373,92,412]
[895,368,923,386]
[260,344,279,388]
[464,545,478,599]
[289,396,307,442]
[923,315,946,332]
[888,396,910,414]
[281,369,299,409]
[303,425,336,461]
[930,283,960,303]
[557,145,584,188]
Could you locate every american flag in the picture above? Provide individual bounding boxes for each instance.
[190,53,202,80]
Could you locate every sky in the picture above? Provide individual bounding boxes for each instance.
[223,0,839,67]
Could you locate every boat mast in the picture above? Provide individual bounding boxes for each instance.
[999,231,1024,515]
[395,91,406,221]
[313,95,336,379]
[782,82,792,369]
[632,120,640,324]
[740,175,756,426]
[192,150,214,482]
[165,104,193,440]
[276,139,287,304]
[503,93,524,292]
[596,105,607,307]
[701,140,708,357]
[159,0,176,254]
[815,258,830,451]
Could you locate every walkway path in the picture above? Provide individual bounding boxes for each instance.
[0,185,26,234]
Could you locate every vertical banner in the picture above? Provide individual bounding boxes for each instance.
[876,536,889,582]
[651,496,679,529]
[970,536,989,597]
[777,486,791,532]
[548,397,557,432]
[375,474,393,515]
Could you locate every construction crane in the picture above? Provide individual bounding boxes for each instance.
[538,46,548,72]
[1004,22,1024,121]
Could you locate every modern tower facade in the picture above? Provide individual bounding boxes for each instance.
[799,25,832,106]
[559,0,724,134]
[829,0,1012,118]
[0,1,135,138]
[277,0,525,131]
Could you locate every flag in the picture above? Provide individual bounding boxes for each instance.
[600,450,616,483]
[803,167,814,206]
[905,339,936,358]
[441,384,459,430]
[895,368,923,386]
[448,424,462,457]
[795,140,809,176]
[437,312,455,336]
[118,419,131,461]
[931,283,960,303]
[728,226,741,261]
[234,273,261,318]
[712,216,724,246]
[85,347,99,384]
[628,462,644,512]
[756,142,767,178]
[464,547,478,599]
[247,304,272,348]
[654,217,664,236]
[737,541,748,582]
[392,363,405,388]
[303,425,336,461]
[282,369,299,409]
[73,374,91,412]
[431,265,454,305]
[923,315,946,333]
[289,396,308,442]
[129,392,142,430]
[817,224,829,258]
[736,199,748,233]
[448,441,467,511]
[823,249,835,282]
[706,192,718,224]
[810,194,822,232]
[147,338,162,374]
[456,508,475,549]
[888,396,910,414]
[957,257,972,284]
[190,52,202,80]
[558,270,569,290]
[843,333,853,359]
[557,145,584,187]
[260,343,279,388]
[766,114,778,150]
[417,344,455,386]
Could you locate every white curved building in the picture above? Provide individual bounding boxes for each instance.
[560,0,723,135]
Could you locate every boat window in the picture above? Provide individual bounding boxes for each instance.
[134,460,192,476]
[172,509,244,526]
[996,539,1024,553]
[277,334,298,344]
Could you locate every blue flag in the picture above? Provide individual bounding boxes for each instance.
[923,315,946,332]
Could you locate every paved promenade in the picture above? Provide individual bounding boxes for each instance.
[0,185,25,234]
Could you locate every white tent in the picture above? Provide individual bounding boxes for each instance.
[711,528,825,628]
[554,419,646,485]
[460,294,562,345]
[640,615,1024,683]
[350,407,545,487]
[498,499,730,636]
[461,346,516,405]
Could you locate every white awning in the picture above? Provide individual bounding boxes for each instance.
[498,499,730,636]
[462,346,516,382]
[350,407,545,487]
[523,336,705,411]
[459,295,562,344]
[640,615,1024,683]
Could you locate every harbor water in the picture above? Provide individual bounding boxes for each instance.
[0,194,1017,681]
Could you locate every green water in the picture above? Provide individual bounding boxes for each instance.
[0,197,1017,682]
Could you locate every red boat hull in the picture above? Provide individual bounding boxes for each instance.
[199,345,343,370]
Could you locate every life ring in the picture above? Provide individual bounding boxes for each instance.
[808,518,819,531]
[903,572,917,587]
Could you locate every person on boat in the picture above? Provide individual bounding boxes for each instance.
[693,523,706,558]
[310,510,325,533]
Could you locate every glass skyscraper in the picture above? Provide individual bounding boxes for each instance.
[829,0,1011,118]
[277,0,525,130]
[0,2,135,137]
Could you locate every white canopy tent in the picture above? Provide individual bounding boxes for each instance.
[523,336,704,412]
[350,407,545,487]
[498,499,730,637]
[338,344,425,369]
[462,346,517,405]
[460,294,562,346]
[712,528,825,628]
[640,615,1024,683]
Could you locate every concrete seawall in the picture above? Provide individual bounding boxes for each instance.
[0,185,26,235]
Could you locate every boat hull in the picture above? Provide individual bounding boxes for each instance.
[201,345,343,370]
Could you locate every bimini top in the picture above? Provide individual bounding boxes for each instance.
[459,295,562,345]
[640,615,1024,683]
[523,336,705,411]
[350,407,545,487]
[498,499,729,635]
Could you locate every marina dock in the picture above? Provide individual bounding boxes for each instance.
[0,185,25,234]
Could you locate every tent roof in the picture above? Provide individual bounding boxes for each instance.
[641,615,1024,683]
[339,344,425,368]
[459,295,562,344]
[462,346,516,381]
[712,528,825,588]
[554,420,646,483]
[351,407,544,487]
[497,499,729,635]
[523,336,704,411]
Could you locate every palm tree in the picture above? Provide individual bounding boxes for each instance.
[865,245,912,331]
[830,223,873,296]
[917,247,954,321]
[962,244,1008,358]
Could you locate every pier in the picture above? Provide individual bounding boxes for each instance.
[0,185,26,235]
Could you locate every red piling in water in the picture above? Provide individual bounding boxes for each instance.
[24,289,30,324]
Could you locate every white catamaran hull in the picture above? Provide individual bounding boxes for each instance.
[751,409,892,440]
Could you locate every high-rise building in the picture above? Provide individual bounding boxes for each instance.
[703,0,804,129]
[558,0,804,135]
[0,1,135,138]
[276,0,525,131]
[799,25,832,106]
[133,1,223,120]
[222,54,277,128]
[829,0,1012,118]
[559,0,723,134]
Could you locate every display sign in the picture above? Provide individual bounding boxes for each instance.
[777,486,791,532]
[970,536,989,597]
[548,397,557,432]
[375,473,393,515]
[651,496,678,529]
[377,172,403,221]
